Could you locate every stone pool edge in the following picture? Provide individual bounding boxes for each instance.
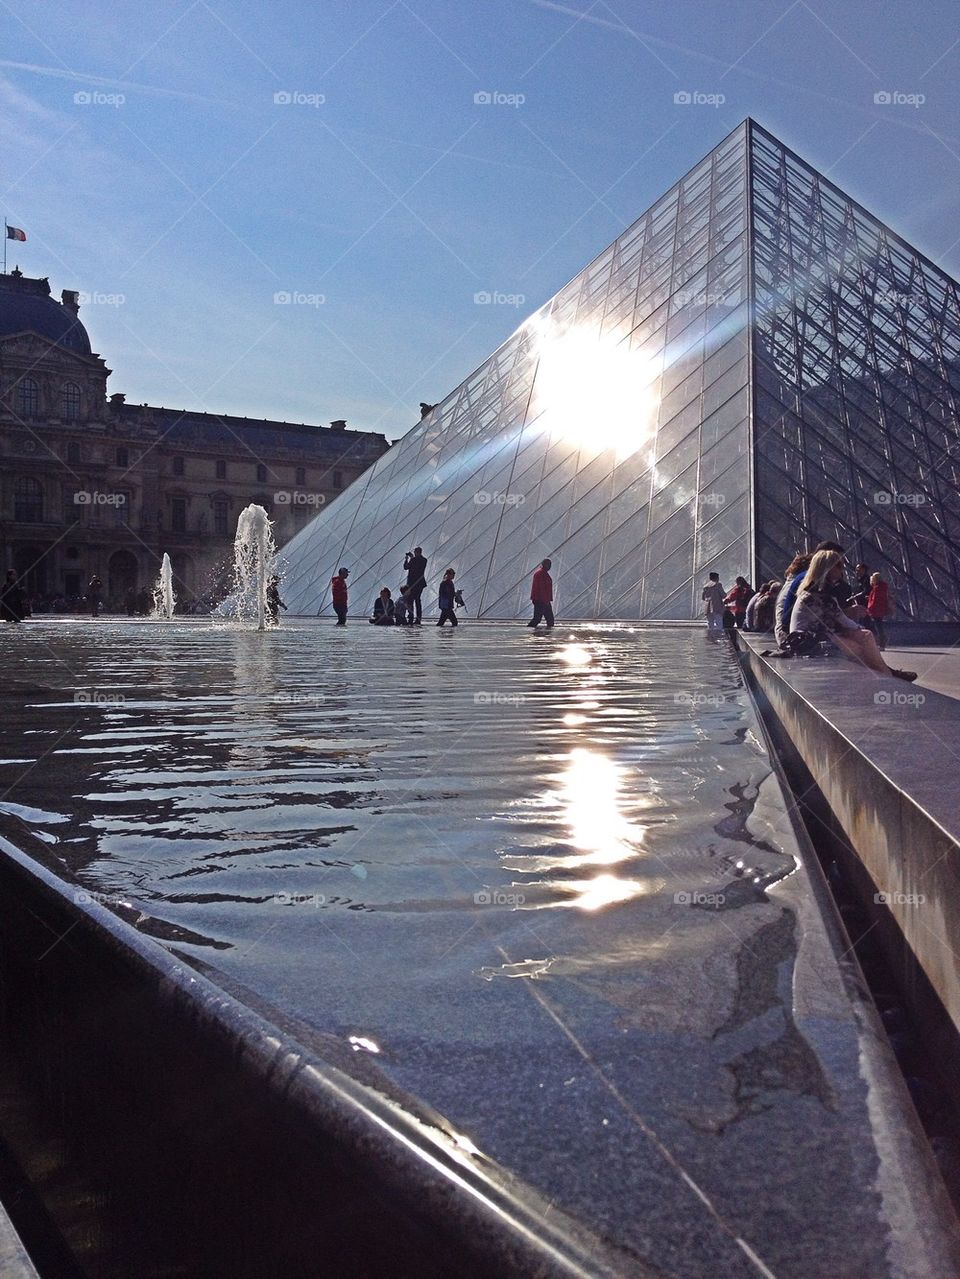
[0,827,653,1279]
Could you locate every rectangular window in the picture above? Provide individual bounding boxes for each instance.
[213,500,228,536]
[171,498,187,532]
[173,456,185,477]
[14,478,43,522]
[62,384,81,420]
[256,463,267,482]
[216,460,227,479]
[116,446,129,467]
[114,491,130,527]
[17,379,39,417]
[333,470,343,490]
[296,466,306,486]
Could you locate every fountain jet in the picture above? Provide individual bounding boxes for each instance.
[152,553,176,619]
[233,505,276,631]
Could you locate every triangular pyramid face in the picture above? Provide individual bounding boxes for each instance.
[749,122,960,621]
[283,121,960,622]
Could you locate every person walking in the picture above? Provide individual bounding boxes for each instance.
[1,570,27,622]
[87,574,103,618]
[437,569,459,627]
[528,559,554,629]
[330,567,349,625]
[266,576,287,625]
[866,572,891,650]
[702,572,725,634]
[404,547,428,624]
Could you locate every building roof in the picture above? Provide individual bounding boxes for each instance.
[114,402,389,459]
[0,271,92,356]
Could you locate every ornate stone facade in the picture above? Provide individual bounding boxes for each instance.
[0,270,390,610]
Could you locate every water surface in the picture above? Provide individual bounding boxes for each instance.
[0,619,884,1277]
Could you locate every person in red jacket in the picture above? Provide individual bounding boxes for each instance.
[528,558,554,629]
[330,567,349,625]
[866,572,891,650]
[723,576,754,628]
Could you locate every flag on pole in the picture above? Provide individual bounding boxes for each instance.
[5,226,26,242]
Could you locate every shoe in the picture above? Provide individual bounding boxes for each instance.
[890,669,918,681]
[527,621,537,627]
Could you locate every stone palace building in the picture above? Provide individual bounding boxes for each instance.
[0,268,390,610]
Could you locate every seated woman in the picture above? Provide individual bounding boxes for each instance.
[790,551,915,681]
[747,581,780,632]
[370,587,395,625]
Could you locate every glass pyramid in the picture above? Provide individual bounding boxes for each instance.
[282,120,960,622]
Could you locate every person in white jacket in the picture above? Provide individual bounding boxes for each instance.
[702,572,725,633]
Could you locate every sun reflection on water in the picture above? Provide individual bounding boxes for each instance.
[557,643,592,667]
[554,872,647,912]
[507,748,648,908]
[564,747,645,866]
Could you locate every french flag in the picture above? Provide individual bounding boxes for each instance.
[6,226,26,242]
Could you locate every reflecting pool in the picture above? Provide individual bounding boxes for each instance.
[0,619,890,1277]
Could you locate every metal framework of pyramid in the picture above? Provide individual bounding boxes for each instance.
[282,119,960,621]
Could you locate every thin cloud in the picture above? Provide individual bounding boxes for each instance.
[529,0,960,145]
[0,58,236,107]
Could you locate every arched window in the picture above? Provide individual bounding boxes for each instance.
[17,378,39,418]
[14,476,43,522]
[62,383,81,420]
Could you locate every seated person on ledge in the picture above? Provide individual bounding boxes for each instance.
[789,550,915,682]
[370,588,395,625]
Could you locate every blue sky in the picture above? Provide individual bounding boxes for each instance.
[2,0,958,441]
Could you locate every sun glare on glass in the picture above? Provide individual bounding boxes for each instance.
[530,321,659,459]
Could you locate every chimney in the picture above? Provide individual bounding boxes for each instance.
[330,419,347,431]
[62,289,80,314]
